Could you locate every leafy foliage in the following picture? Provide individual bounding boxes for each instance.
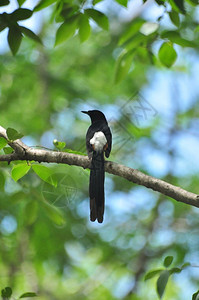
[1,287,37,299]
[158,42,177,68]
[0,0,197,83]
[6,128,24,141]
[0,0,199,299]
[145,256,192,299]
[11,163,31,182]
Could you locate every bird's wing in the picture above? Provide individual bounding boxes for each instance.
[103,126,112,158]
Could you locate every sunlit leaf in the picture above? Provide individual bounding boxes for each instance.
[53,140,66,150]
[115,0,128,7]
[55,15,79,46]
[157,270,170,299]
[169,11,180,27]
[34,0,57,11]
[17,0,26,6]
[125,32,147,51]
[163,256,173,268]
[114,50,134,83]
[20,26,42,44]
[0,137,7,149]
[7,26,23,56]
[85,9,109,30]
[64,148,87,156]
[11,163,31,181]
[144,269,163,281]
[6,127,24,140]
[32,165,57,187]
[41,199,66,226]
[118,19,145,45]
[19,292,37,298]
[161,30,196,47]
[12,8,32,20]
[158,42,177,68]
[93,0,103,4]
[78,13,91,43]
[3,147,13,154]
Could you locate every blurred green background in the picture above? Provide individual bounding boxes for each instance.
[1,0,199,299]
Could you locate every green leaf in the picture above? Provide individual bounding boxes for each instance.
[41,199,66,226]
[161,30,196,47]
[0,0,9,6]
[55,15,79,46]
[12,8,32,20]
[64,148,87,156]
[114,50,134,83]
[24,201,38,225]
[0,171,5,191]
[157,270,170,299]
[158,42,177,68]
[12,163,31,181]
[124,32,147,51]
[186,0,199,5]
[3,147,13,154]
[53,140,66,150]
[17,0,26,6]
[1,287,12,298]
[155,0,165,4]
[34,0,57,11]
[93,0,103,4]
[60,3,79,21]
[85,9,109,30]
[8,26,23,56]
[78,13,91,43]
[6,127,24,141]
[19,292,37,298]
[163,256,173,268]
[181,262,191,269]
[115,0,128,7]
[118,19,145,45]
[0,137,7,149]
[193,290,199,300]
[169,11,180,27]
[170,0,186,14]
[169,267,182,274]
[9,191,26,204]
[0,18,7,32]
[32,165,57,187]
[20,26,42,44]
[144,269,163,281]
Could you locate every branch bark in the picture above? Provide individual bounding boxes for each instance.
[0,125,199,208]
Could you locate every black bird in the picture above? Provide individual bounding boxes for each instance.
[82,110,112,223]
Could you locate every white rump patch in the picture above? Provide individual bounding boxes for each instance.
[90,131,107,152]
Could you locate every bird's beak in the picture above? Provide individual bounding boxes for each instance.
[81,111,89,114]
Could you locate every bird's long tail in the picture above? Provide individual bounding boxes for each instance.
[89,151,105,223]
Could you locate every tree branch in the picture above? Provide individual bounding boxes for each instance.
[0,125,199,208]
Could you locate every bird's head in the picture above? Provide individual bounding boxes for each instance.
[81,110,107,123]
